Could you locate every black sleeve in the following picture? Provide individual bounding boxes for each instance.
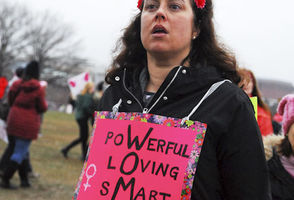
[219,96,271,200]
[97,86,115,112]
[8,83,20,106]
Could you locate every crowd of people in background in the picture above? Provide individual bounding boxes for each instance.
[0,60,105,190]
[264,95,294,198]
[238,68,294,198]
[0,60,48,189]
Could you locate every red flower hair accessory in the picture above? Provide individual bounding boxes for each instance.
[137,0,206,10]
[195,0,206,9]
[137,0,143,9]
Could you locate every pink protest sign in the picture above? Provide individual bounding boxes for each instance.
[67,72,92,98]
[74,112,207,200]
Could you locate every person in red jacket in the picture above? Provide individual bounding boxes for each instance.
[238,68,273,137]
[0,60,47,189]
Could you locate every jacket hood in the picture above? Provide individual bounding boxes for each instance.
[263,134,284,161]
[19,79,41,92]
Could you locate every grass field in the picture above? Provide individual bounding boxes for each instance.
[0,111,85,200]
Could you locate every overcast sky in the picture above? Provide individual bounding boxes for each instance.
[4,0,294,85]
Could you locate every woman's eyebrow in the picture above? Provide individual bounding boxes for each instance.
[168,0,185,3]
[145,0,159,3]
[146,0,185,3]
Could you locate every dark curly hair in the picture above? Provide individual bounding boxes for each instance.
[106,0,240,84]
[279,136,293,157]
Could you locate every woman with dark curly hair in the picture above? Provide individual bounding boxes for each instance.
[96,0,270,199]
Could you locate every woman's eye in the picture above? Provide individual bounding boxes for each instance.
[170,4,181,10]
[145,4,157,11]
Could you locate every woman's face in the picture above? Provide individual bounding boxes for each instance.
[243,77,254,96]
[140,0,197,59]
[288,123,294,151]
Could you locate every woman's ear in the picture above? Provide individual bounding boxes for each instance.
[192,26,200,40]
[192,30,198,40]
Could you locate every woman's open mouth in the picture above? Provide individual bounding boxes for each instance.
[152,24,168,36]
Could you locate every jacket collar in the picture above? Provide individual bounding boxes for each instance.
[111,64,224,112]
[121,64,224,95]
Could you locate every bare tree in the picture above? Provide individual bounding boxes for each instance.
[26,12,87,72]
[0,1,31,75]
[0,1,89,77]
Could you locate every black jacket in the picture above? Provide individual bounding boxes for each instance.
[268,151,294,200]
[98,65,271,200]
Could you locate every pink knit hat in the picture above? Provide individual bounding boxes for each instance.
[278,94,294,134]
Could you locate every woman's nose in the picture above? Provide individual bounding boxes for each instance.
[155,7,167,21]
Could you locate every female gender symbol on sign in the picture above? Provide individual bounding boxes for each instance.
[83,164,97,191]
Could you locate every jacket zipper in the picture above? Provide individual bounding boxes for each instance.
[123,68,144,111]
[145,66,183,113]
[123,66,183,114]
